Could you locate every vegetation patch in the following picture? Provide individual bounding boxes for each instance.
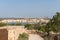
[18,33,29,40]
[0,23,7,27]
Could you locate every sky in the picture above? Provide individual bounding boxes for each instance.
[0,0,60,18]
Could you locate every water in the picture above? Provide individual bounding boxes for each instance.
[7,22,28,26]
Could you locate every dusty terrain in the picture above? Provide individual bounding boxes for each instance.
[29,34,44,40]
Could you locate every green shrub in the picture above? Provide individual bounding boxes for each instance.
[18,33,29,40]
[0,23,7,27]
[25,24,32,29]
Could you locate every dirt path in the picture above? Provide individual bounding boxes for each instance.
[29,34,44,40]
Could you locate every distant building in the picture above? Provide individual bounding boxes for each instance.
[0,18,50,24]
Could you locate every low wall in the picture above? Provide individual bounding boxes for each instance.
[0,29,8,40]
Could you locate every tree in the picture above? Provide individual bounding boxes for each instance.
[45,12,60,33]
[51,12,60,33]
[45,12,60,40]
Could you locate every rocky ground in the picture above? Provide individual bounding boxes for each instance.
[29,34,44,40]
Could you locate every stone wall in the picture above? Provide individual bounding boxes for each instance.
[0,29,8,40]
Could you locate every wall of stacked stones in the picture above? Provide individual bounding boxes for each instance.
[0,29,8,40]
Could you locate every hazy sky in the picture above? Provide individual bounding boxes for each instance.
[0,0,60,18]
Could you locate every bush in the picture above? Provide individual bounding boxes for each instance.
[40,26,46,32]
[18,33,29,40]
[25,23,42,30]
[0,23,7,27]
[25,24,32,30]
